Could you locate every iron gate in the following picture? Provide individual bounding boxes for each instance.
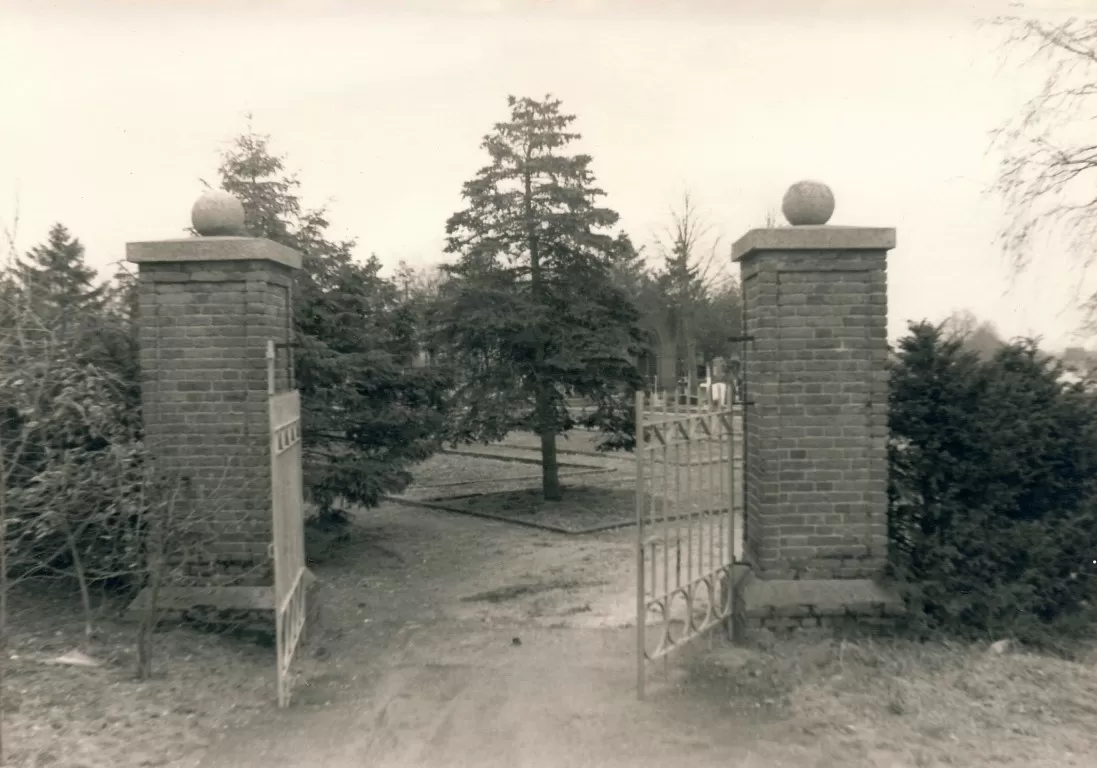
[635,388,743,698]
[267,340,307,708]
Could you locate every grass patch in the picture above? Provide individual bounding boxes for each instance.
[687,634,1097,767]
[410,453,599,488]
[494,430,622,457]
[412,453,551,486]
[1,581,277,768]
[439,485,637,533]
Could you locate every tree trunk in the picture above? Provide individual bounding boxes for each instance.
[686,337,697,400]
[522,144,561,502]
[538,398,562,501]
[0,436,6,764]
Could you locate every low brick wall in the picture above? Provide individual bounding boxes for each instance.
[741,606,901,638]
[731,567,905,642]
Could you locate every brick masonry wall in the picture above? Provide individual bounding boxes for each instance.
[740,250,889,580]
[739,611,899,640]
[137,258,295,587]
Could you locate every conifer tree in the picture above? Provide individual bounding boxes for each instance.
[438,95,645,501]
[214,126,451,524]
[14,224,105,336]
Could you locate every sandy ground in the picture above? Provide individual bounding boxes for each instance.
[9,446,1097,767]
[186,502,772,768]
[187,500,1097,768]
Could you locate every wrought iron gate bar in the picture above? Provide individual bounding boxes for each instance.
[267,340,308,709]
[636,387,742,699]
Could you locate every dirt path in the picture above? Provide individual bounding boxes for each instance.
[10,447,1095,766]
[185,503,775,768]
[181,500,1097,768]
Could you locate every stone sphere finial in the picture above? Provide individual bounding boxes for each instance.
[781,180,835,226]
[191,189,246,236]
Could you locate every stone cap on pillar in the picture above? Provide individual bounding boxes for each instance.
[126,189,302,270]
[732,180,896,262]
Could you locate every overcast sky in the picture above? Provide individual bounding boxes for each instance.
[1,0,1094,348]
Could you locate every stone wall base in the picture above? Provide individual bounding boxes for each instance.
[731,568,904,642]
[124,569,320,645]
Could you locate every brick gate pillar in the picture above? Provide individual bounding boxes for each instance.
[729,181,902,636]
[126,191,301,606]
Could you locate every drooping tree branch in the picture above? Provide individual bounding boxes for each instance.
[989,16,1097,291]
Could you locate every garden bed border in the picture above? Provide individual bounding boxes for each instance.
[384,492,738,536]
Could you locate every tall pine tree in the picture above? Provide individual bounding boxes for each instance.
[213,126,451,525]
[14,224,105,336]
[438,95,645,501]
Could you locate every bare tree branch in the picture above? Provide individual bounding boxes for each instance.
[989,16,1097,294]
